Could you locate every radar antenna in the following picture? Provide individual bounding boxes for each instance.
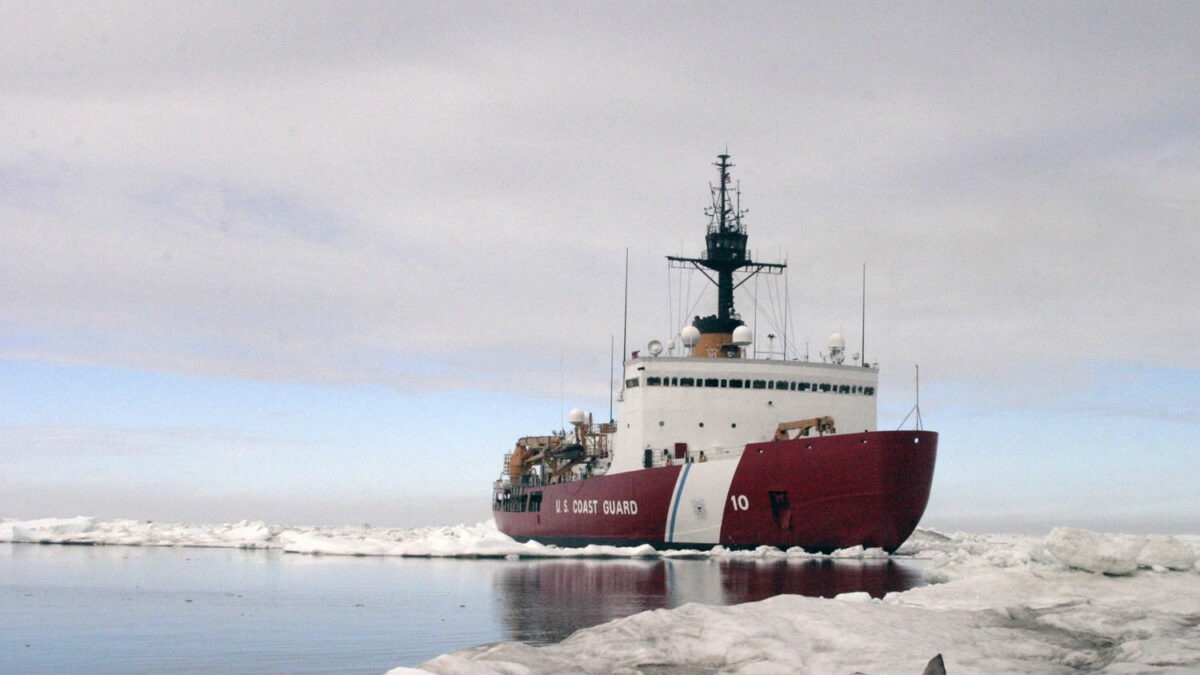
[667,154,786,334]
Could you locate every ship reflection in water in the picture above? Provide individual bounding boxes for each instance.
[495,557,924,645]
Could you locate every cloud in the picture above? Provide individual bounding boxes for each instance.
[2,2,1198,403]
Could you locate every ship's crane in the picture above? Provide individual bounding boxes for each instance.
[774,416,837,440]
[505,409,613,484]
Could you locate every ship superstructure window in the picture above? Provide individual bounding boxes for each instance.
[628,374,873,395]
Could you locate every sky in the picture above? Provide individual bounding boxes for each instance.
[2,1,1198,532]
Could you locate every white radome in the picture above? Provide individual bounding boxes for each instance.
[568,408,587,425]
[680,326,701,347]
[732,325,753,346]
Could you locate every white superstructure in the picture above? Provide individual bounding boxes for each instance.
[606,355,878,474]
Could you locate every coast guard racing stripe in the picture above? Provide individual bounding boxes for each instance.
[664,457,741,544]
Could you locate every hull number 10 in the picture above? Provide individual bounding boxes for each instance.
[729,494,750,511]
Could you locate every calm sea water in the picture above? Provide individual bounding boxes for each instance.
[2,542,924,673]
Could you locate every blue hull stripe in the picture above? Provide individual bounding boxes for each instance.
[666,463,692,543]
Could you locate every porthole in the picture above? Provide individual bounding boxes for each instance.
[731,423,737,429]
[698,422,705,428]
[658,421,665,427]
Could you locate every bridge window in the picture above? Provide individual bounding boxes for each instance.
[729,379,743,389]
[647,376,662,386]
[864,386,875,396]
[671,377,678,386]
[798,382,810,391]
[818,383,831,392]
[776,380,789,390]
[625,378,639,388]
[705,378,719,387]
[838,385,850,394]
[752,379,767,389]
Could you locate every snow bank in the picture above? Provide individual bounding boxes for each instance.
[392,527,1200,675]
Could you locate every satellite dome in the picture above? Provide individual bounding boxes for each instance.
[568,408,587,425]
[680,326,701,347]
[827,332,846,365]
[732,325,753,346]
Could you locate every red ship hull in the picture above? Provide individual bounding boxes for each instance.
[495,430,936,553]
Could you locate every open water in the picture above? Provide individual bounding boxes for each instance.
[2,542,924,673]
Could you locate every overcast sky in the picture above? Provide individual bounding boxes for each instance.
[3,2,1198,532]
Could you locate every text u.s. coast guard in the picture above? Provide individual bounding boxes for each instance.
[554,499,639,515]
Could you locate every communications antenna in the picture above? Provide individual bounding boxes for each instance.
[898,365,924,430]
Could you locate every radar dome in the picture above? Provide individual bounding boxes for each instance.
[732,325,753,346]
[680,326,701,347]
[568,408,587,425]
[827,332,846,365]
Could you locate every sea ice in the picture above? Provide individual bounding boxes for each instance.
[5,517,1198,673]
[389,527,1200,675]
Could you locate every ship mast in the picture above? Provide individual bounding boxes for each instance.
[668,154,786,356]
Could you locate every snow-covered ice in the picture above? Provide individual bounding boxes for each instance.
[0,517,888,559]
[5,517,1199,673]
[391,527,1200,675]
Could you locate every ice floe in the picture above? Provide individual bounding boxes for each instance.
[0,517,886,559]
[389,527,1199,674]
